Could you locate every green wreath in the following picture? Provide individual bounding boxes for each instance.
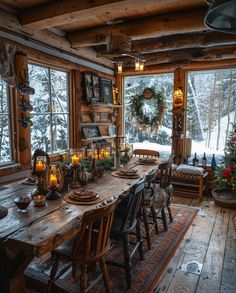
[129,88,166,133]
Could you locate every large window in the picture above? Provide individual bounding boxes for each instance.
[0,79,12,165]
[29,64,69,154]
[124,74,174,157]
[187,68,236,163]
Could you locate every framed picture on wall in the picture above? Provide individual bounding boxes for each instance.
[100,78,113,104]
[82,126,101,139]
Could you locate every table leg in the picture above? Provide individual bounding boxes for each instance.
[0,241,10,293]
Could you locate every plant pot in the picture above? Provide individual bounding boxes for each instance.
[212,188,236,208]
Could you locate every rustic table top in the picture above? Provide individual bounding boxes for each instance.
[0,159,159,257]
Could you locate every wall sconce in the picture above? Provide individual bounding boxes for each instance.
[117,61,123,74]
[173,88,184,108]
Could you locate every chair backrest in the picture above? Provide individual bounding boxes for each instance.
[158,161,172,188]
[158,160,172,188]
[133,149,160,158]
[118,179,145,232]
[145,169,157,184]
[72,196,118,260]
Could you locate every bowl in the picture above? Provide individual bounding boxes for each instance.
[14,196,31,213]
[33,195,46,207]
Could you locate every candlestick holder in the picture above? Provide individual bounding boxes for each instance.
[31,149,50,198]
[112,132,121,171]
[46,184,61,200]
[69,164,81,189]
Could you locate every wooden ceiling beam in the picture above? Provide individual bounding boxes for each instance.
[20,0,125,30]
[96,31,236,56]
[67,7,207,47]
[19,0,176,31]
[131,31,236,54]
[0,9,113,69]
[118,45,236,67]
[122,58,236,75]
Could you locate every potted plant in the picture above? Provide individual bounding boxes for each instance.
[212,124,236,208]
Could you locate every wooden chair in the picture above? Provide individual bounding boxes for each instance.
[139,169,159,250]
[133,149,160,158]
[107,179,145,289]
[154,161,173,230]
[24,196,118,293]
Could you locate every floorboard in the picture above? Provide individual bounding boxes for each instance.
[157,195,236,293]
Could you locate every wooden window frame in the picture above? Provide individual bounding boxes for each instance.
[28,62,70,155]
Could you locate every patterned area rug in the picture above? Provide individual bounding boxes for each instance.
[25,205,198,293]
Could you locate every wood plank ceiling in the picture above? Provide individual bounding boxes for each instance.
[1,0,236,69]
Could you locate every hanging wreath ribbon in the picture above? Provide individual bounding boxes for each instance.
[129,88,166,133]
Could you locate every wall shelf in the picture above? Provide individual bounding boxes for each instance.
[89,104,122,109]
[81,122,111,126]
[81,135,116,142]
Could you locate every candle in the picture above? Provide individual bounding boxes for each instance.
[35,160,44,172]
[105,150,110,159]
[71,155,79,166]
[49,174,58,187]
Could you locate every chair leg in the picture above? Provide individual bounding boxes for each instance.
[167,206,173,223]
[150,205,159,234]
[135,218,144,260]
[80,264,88,293]
[99,258,111,293]
[161,208,168,231]
[47,255,59,293]
[122,233,132,288]
[142,208,151,250]
[72,261,77,278]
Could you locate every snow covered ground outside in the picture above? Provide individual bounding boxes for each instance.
[132,112,235,165]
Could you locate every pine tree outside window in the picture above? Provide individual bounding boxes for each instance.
[187,68,236,164]
[0,78,12,165]
[29,64,69,154]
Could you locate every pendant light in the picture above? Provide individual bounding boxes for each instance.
[117,61,123,74]
[204,0,236,33]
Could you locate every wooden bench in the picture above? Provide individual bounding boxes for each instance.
[171,169,208,201]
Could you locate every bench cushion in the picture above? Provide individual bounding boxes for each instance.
[176,164,204,175]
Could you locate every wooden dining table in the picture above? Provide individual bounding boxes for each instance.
[0,158,160,292]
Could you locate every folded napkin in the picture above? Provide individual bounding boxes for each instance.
[118,168,138,176]
[138,157,157,163]
[73,188,97,198]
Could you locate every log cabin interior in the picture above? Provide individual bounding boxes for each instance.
[0,0,236,292]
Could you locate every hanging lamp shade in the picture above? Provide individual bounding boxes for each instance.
[204,0,236,33]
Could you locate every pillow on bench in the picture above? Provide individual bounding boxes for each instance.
[175,164,204,175]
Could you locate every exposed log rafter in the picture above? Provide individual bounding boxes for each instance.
[118,45,236,68]
[67,8,207,48]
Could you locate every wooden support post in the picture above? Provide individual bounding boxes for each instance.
[15,52,32,166]
[115,74,123,136]
[172,68,187,164]
[71,70,81,148]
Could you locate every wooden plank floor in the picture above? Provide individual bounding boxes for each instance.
[156,195,236,293]
[9,195,236,293]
